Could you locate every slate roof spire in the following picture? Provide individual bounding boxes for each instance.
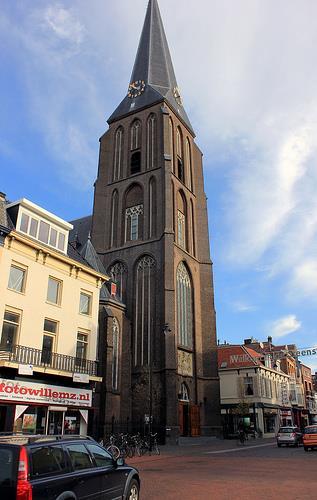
[108,0,193,133]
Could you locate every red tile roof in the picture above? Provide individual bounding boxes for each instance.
[218,345,263,369]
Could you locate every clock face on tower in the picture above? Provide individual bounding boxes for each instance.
[128,80,145,98]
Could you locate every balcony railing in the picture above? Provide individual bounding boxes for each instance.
[0,344,98,377]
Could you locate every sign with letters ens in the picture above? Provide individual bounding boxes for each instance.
[0,379,92,408]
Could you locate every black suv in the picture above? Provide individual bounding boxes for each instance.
[0,435,140,500]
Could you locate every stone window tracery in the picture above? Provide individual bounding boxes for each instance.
[176,262,193,348]
[134,255,156,366]
[109,262,127,300]
[125,204,143,242]
[112,318,120,391]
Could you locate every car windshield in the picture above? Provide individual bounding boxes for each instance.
[0,447,17,486]
[304,427,317,434]
[279,428,295,433]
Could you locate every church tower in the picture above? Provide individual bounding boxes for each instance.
[92,0,220,440]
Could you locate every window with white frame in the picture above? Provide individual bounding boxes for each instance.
[8,264,26,293]
[76,331,88,367]
[244,376,254,396]
[41,319,58,364]
[0,310,21,349]
[79,292,92,315]
[47,277,62,305]
[112,318,119,390]
[19,211,67,253]
[261,376,266,397]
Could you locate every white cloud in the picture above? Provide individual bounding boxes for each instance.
[268,315,301,339]
[232,301,256,313]
[2,0,317,302]
[289,260,317,299]
[43,5,85,46]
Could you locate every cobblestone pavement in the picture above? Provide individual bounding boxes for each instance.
[128,439,317,499]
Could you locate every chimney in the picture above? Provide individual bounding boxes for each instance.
[0,192,6,201]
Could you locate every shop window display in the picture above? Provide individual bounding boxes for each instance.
[13,406,46,434]
[64,411,81,435]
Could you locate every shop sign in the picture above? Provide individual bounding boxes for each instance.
[73,373,90,384]
[0,378,92,407]
[18,364,33,376]
[281,410,292,416]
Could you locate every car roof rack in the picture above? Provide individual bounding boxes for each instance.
[0,433,95,445]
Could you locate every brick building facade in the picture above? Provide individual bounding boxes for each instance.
[73,0,221,442]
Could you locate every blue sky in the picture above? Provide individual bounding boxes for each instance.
[1,0,317,371]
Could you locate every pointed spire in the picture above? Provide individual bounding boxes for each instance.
[108,0,193,133]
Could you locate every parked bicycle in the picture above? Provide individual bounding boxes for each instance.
[102,434,120,459]
[99,432,160,458]
[140,433,160,455]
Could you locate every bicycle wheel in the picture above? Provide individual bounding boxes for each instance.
[140,441,148,456]
[135,444,142,457]
[153,442,160,455]
[106,444,120,460]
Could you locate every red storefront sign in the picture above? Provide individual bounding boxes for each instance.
[0,378,92,407]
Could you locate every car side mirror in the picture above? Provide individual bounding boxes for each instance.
[115,457,125,467]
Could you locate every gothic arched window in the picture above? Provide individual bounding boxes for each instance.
[169,118,174,173]
[176,127,184,183]
[147,114,156,170]
[176,262,193,348]
[110,190,118,247]
[190,199,196,257]
[124,184,144,243]
[177,191,187,250]
[186,138,193,191]
[168,118,175,173]
[134,255,156,366]
[149,177,157,238]
[130,120,142,175]
[109,261,127,300]
[112,318,120,391]
[131,120,141,150]
[113,127,123,181]
[179,382,190,402]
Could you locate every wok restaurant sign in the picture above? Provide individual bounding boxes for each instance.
[0,379,92,407]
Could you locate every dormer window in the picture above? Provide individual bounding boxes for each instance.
[19,212,67,252]
[8,198,72,254]
[38,221,50,244]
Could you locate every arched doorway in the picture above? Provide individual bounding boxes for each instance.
[178,383,190,436]
[178,383,201,437]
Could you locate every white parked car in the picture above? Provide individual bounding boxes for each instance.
[276,426,302,447]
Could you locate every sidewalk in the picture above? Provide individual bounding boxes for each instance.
[128,436,276,464]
